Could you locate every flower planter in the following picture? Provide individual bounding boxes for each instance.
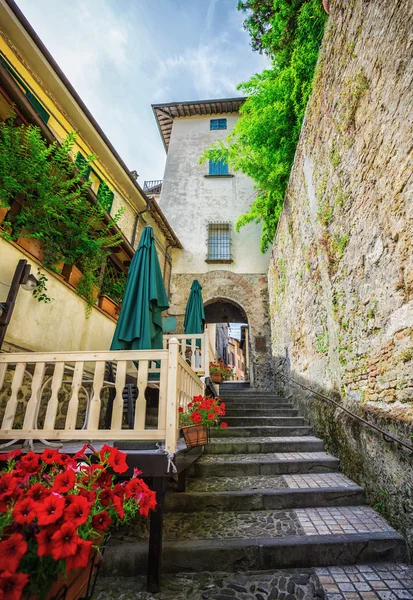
[0,206,10,226]
[17,235,45,262]
[98,294,120,319]
[211,373,222,384]
[181,424,209,448]
[62,264,83,288]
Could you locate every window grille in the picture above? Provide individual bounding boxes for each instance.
[210,118,227,130]
[207,223,232,262]
[209,158,229,175]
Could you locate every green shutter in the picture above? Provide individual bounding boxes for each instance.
[75,152,91,179]
[25,91,50,123]
[97,180,114,212]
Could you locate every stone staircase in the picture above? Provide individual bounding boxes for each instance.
[103,385,412,597]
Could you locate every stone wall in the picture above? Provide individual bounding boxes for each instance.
[268,0,413,549]
[169,271,273,390]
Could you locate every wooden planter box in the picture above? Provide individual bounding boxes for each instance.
[17,235,45,262]
[0,206,10,226]
[62,264,83,288]
[98,294,120,319]
[181,424,210,448]
[211,373,222,384]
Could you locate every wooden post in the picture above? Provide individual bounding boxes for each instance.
[165,338,179,453]
[147,476,166,593]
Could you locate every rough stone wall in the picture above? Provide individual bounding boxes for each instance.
[169,271,273,389]
[268,0,413,548]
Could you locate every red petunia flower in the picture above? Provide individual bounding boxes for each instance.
[17,451,40,475]
[65,539,93,572]
[40,448,64,465]
[78,488,96,503]
[107,448,128,474]
[178,407,183,413]
[51,469,75,493]
[0,570,29,600]
[96,472,112,488]
[99,489,113,507]
[64,496,91,527]
[139,489,157,518]
[12,498,36,525]
[0,449,21,462]
[207,412,216,421]
[125,478,148,500]
[0,474,18,501]
[36,526,58,557]
[92,510,112,532]
[0,534,27,573]
[221,422,228,429]
[113,496,124,519]
[50,522,79,560]
[27,483,49,503]
[36,494,65,526]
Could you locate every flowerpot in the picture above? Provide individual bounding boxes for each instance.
[0,206,10,226]
[181,424,209,448]
[17,235,45,262]
[62,264,83,288]
[98,294,120,318]
[211,373,222,384]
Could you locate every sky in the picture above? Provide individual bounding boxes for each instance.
[15,0,268,183]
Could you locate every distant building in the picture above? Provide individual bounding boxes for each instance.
[228,337,245,381]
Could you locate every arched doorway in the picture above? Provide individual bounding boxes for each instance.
[204,297,250,383]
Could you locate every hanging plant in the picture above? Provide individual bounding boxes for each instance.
[0,115,124,313]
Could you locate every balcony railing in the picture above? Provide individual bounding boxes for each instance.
[143,180,163,194]
[163,331,210,377]
[0,339,203,453]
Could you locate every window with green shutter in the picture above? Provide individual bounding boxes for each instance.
[97,180,114,212]
[75,152,91,180]
[25,91,50,123]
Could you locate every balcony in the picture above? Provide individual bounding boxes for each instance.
[143,180,163,195]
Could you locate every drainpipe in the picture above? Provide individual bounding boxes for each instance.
[131,206,149,248]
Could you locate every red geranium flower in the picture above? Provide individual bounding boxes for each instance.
[92,510,112,532]
[207,412,216,421]
[221,422,228,428]
[66,539,93,572]
[178,407,183,413]
[139,489,157,518]
[36,494,65,526]
[40,449,64,465]
[50,522,79,560]
[0,570,29,600]
[27,483,49,503]
[36,526,58,557]
[99,489,113,507]
[190,411,202,424]
[0,473,18,501]
[12,498,36,525]
[64,495,91,527]
[0,534,27,573]
[52,469,75,493]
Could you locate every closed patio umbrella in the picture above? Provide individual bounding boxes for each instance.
[184,280,205,353]
[110,226,169,350]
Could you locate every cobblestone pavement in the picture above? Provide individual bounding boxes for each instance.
[199,452,333,463]
[187,475,288,492]
[316,563,413,599]
[93,570,324,600]
[296,507,395,536]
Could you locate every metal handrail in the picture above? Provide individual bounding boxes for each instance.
[288,377,413,454]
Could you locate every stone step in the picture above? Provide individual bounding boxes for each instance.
[103,506,408,575]
[220,395,288,401]
[225,408,298,417]
[212,425,313,438]
[223,403,295,410]
[224,416,307,427]
[204,436,325,454]
[165,473,365,512]
[194,452,340,477]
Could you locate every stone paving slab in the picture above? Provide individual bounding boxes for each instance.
[284,473,360,489]
[199,452,336,463]
[187,475,288,492]
[296,507,395,536]
[208,437,322,445]
[316,563,413,598]
[93,570,324,600]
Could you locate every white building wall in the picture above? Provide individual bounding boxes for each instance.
[159,113,270,274]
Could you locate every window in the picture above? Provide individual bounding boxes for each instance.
[75,152,91,179]
[97,181,114,212]
[207,223,232,262]
[210,118,227,130]
[208,158,229,176]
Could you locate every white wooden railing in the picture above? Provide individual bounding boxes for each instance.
[0,339,204,453]
[163,330,210,377]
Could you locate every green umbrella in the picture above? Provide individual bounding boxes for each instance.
[110,226,169,350]
[184,280,205,345]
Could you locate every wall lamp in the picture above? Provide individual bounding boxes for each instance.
[0,259,38,348]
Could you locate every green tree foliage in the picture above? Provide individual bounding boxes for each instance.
[200,0,327,252]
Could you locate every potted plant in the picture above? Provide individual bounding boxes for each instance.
[179,395,228,448]
[0,444,156,600]
[98,268,127,319]
[209,360,234,384]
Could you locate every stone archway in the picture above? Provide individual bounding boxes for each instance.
[168,271,273,390]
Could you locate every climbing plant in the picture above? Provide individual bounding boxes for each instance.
[0,115,123,311]
[200,0,327,252]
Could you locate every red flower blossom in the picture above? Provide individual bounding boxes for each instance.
[40,449,64,465]
[12,498,36,525]
[190,411,202,424]
[78,488,96,503]
[17,451,40,475]
[72,444,90,461]
[52,469,75,493]
[0,571,29,600]
[207,412,216,421]
[50,522,79,560]
[99,489,113,507]
[139,489,157,518]
[112,484,126,501]
[113,496,124,519]
[96,471,112,488]
[36,495,65,526]
[0,534,27,573]
[221,422,228,429]
[108,448,128,474]
[178,407,183,413]
[0,474,18,501]
[36,527,57,557]
[65,539,93,572]
[0,449,21,462]
[92,510,112,532]
[27,483,49,503]
[125,478,147,500]
[64,495,91,527]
